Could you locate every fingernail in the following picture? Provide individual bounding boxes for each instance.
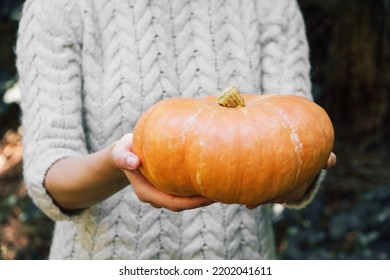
[126,155,138,169]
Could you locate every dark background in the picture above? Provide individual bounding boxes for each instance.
[0,0,389,259]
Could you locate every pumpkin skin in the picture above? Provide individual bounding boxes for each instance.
[132,91,334,205]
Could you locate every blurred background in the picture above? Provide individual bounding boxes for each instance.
[0,0,389,259]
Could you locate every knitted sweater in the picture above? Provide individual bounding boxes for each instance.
[16,0,316,259]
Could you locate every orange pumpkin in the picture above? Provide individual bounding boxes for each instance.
[132,87,334,205]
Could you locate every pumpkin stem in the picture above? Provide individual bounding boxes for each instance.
[216,86,245,108]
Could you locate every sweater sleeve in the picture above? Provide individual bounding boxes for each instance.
[16,0,87,221]
[258,0,326,208]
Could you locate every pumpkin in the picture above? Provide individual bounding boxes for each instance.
[132,87,334,205]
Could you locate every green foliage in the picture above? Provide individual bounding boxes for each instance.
[0,0,23,119]
[273,185,390,260]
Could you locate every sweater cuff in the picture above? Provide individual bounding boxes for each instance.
[25,149,86,222]
[283,170,327,209]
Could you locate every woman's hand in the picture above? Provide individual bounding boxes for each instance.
[325,152,338,169]
[246,152,337,209]
[111,134,215,212]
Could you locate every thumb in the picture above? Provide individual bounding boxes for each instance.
[111,133,141,171]
[113,153,140,171]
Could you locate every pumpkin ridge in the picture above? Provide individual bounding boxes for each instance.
[183,107,206,195]
[184,106,215,197]
[180,107,204,144]
[273,107,303,185]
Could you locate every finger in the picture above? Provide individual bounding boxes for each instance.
[126,170,214,212]
[245,204,260,210]
[149,203,162,209]
[164,195,215,212]
[113,153,140,171]
[324,152,337,169]
[112,134,141,170]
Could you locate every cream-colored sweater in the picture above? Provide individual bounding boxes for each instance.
[17,0,316,259]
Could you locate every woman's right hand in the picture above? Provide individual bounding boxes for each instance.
[111,133,215,212]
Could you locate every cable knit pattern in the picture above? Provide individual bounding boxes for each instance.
[17,0,315,260]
